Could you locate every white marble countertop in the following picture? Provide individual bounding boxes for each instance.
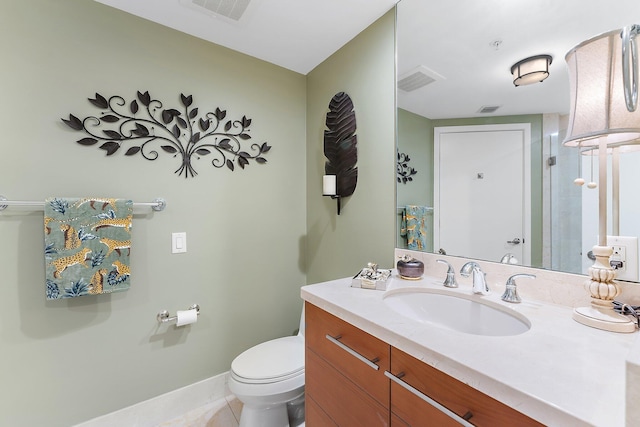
[301,273,638,427]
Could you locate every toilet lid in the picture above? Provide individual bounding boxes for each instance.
[231,336,304,382]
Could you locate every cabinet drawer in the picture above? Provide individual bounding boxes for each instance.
[390,381,470,427]
[307,349,389,426]
[389,347,543,427]
[305,302,390,406]
[391,413,411,427]
[306,394,338,426]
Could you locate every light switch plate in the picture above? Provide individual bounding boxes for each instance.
[172,232,187,254]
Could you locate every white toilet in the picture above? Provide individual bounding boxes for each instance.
[228,307,305,427]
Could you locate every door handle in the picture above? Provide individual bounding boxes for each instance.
[507,238,521,244]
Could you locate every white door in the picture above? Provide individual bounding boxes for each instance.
[434,124,531,265]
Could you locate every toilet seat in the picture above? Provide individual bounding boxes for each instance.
[231,335,304,384]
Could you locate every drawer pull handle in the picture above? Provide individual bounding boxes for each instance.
[384,371,475,427]
[462,411,474,421]
[325,334,380,370]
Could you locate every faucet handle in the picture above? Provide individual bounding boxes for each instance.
[437,259,458,288]
[501,274,536,303]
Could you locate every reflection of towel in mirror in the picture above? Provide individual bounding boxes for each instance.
[404,205,427,251]
[44,197,133,300]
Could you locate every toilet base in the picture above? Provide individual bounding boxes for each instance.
[286,393,305,426]
[238,392,305,427]
[238,403,288,427]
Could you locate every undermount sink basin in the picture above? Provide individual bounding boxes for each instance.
[383,289,530,336]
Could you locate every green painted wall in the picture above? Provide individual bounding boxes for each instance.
[0,1,309,426]
[306,10,397,283]
[397,108,434,251]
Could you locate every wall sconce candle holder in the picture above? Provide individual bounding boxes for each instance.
[322,174,341,214]
[323,92,358,215]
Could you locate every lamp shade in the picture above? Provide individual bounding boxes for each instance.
[563,29,640,147]
[510,55,552,86]
[580,140,640,155]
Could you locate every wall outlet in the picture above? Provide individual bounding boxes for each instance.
[609,245,625,270]
[607,236,639,282]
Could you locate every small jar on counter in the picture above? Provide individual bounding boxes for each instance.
[396,255,424,280]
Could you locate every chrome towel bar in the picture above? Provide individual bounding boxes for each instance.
[0,196,166,211]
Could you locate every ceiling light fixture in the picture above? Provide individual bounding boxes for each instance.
[510,55,553,86]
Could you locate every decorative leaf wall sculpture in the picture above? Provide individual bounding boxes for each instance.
[61,91,271,178]
[397,150,418,184]
[324,92,357,197]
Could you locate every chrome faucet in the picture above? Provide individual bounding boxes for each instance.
[500,253,518,264]
[460,262,489,295]
[436,259,458,288]
[501,273,536,303]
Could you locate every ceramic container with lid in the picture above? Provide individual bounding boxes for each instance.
[397,255,424,280]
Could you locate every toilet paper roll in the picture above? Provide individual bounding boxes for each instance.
[175,309,198,327]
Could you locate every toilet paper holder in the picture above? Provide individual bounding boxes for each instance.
[157,304,200,324]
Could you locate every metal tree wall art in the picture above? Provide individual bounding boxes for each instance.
[324,92,358,198]
[397,150,417,184]
[62,91,271,178]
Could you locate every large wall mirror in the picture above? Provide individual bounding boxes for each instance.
[396,0,640,282]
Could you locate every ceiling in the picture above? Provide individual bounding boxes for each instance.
[95,0,639,120]
[398,0,640,119]
[94,0,399,75]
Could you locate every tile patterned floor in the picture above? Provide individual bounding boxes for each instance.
[159,395,242,427]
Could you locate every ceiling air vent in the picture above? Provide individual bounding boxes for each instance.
[477,105,501,114]
[185,0,251,21]
[398,66,444,92]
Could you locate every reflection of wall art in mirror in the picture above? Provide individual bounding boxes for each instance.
[62,91,271,179]
[323,92,358,214]
[397,150,417,184]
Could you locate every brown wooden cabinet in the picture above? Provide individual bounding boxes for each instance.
[305,303,545,426]
[305,303,542,427]
[388,347,544,427]
[305,302,390,426]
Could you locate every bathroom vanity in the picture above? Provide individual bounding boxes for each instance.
[301,265,638,426]
[305,302,390,425]
[305,301,541,426]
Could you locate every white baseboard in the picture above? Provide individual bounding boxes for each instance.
[73,372,230,427]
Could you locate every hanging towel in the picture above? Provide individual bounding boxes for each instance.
[404,205,428,251]
[44,197,133,300]
[400,209,408,239]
